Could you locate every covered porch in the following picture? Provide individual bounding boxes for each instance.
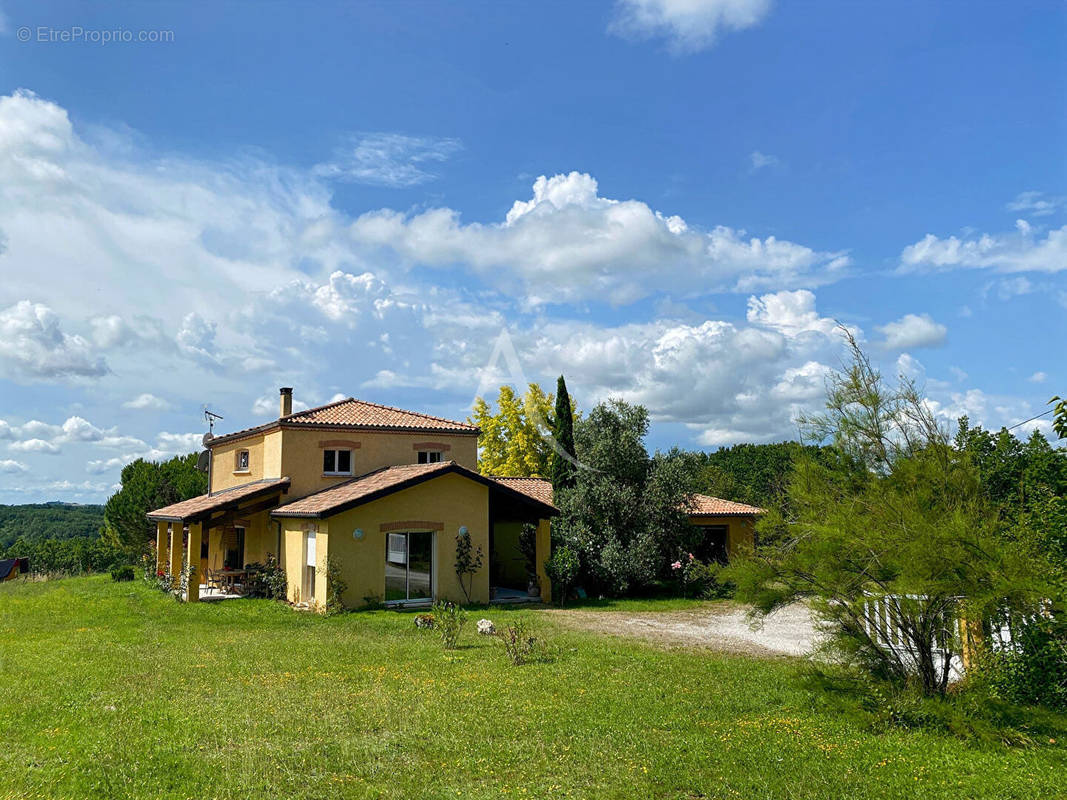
[487,477,555,604]
[146,478,291,602]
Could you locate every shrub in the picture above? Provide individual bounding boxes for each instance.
[544,545,579,607]
[971,616,1067,711]
[671,553,731,599]
[431,601,467,649]
[110,564,135,582]
[477,618,496,636]
[454,530,484,603]
[414,613,435,629]
[246,553,286,600]
[324,555,347,616]
[497,620,551,665]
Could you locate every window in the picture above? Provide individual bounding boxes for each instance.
[417,450,443,464]
[323,448,352,475]
[235,449,250,472]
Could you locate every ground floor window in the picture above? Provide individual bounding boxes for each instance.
[385,531,433,603]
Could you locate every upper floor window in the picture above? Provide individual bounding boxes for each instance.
[418,450,443,464]
[323,448,352,475]
[235,449,250,472]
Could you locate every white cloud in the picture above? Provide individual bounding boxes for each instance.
[351,171,849,305]
[876,313,947,350]
[122,393,172,411]
[1006,191,1063,218]
[252,394,309,417]
[9,438,61,454]
[0,7,9,36]
[0,300,109,381]
[749,150,779,171]
[1029,371,1047,384]
[86,457,124,475]
[745,289,838,337]
[609,0,773,53]
[0,459,26,473]
[900,224,1067,274]
[313,132,461,187]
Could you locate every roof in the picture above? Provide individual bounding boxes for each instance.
[490,476,555,508]
[271,461,558,519]
[209,397,477,446]
[685,493,766,517]
[146,478,291,523]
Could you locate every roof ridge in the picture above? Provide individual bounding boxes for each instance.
[343,396,477,429]
[281,395,356,421]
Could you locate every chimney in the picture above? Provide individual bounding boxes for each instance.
[279,387,293,417]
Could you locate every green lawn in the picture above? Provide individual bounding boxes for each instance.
[0,577,1064,800]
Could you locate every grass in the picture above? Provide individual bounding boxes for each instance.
[0,577,1064,800]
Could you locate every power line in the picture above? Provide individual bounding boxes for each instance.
[1007,409,1049,435]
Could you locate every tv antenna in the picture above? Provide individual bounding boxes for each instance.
[203,407,224,441]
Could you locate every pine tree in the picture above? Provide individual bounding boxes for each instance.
[550,375,577,490]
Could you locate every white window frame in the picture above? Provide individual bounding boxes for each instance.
[417,450,443,464]
[322,448,353,476]
[234,449,250,472]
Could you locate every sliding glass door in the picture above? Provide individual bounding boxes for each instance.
[385,531,433,603]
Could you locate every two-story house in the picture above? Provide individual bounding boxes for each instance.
[147,388,556,609]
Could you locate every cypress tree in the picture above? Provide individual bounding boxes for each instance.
[550,375,577,490]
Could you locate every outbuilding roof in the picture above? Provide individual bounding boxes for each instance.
[489,476,555,508]
[209,397,477,446]
[146,478,291,523]
[271,461,557,520]
[685,493,766,517]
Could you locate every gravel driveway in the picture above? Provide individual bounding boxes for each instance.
[547,602,821,658]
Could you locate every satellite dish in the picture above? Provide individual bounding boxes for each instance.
[202,431,214,447]
[195,450,210,473]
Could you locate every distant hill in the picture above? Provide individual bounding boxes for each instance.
[0,503,105,549]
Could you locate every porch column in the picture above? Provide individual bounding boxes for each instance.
[187,522,202,603]
[155,521,168,573]
[169,522,183,588]
[536,518,552,603]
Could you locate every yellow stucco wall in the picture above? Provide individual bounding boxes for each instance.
[688,515,757,558]
[208,423,478,500]
[277,427,479,500]
[278,472,490,609]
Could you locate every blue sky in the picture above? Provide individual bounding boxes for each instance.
[0,0,1064,503]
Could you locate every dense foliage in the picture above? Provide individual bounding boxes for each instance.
[102,453,207,559]
[0,503,104,548]
[724,331,1062,697]
[469,384,555,476]
[552,399,697,595]
[0,534,124,575]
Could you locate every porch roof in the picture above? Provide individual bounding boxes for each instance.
[271,461,558,520]
[146,477,291,523]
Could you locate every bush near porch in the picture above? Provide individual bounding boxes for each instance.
[1,576,1065,800]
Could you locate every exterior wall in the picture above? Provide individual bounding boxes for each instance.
[277,427,479,500]
[200,508,278,581]
[688,514,757,558]
[209,433,267,493]
[282,472,490,609]
[280,518,328,608]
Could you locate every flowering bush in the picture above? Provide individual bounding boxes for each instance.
[477,618,496,636]
[414,613,436,629]
[671,553,727,599]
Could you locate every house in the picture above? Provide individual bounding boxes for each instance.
[146,388,556,609]
[0,557,29,582]
[683,494,765,563]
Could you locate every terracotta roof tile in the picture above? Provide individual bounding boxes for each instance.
[147,478,291,523]
[210,397,477,446]
[272,462,456,518]
[685,493,766,517]
[284,397,476,432]
[490,477,555,509]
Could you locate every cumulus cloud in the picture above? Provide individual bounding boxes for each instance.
[1029,371,1047,384]
[122,393,172,411]
[313,132,461,187]
[0,459,27,473]
[609,0,773,53]
[9,438,61,454]
[351,171,849,305]
[876,313,947,350]
[900,224,1067,274]
[0,300,109,381]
